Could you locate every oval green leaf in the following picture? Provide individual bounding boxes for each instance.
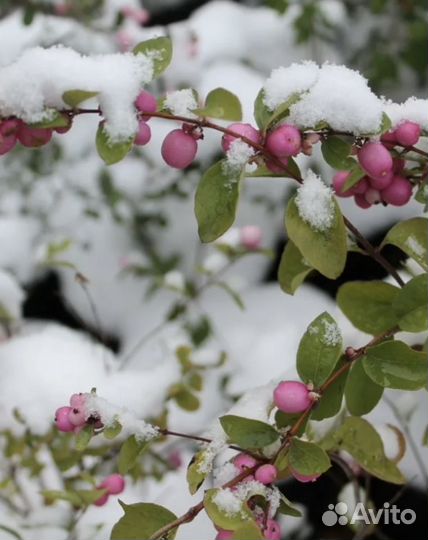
[345,360,383,416]
[111,501,177,540]
[289,438,331,476]
[277,240,313,295]
[194,88,242,121]
[392,274,428,332]
[382,217,428,270]
[133,36,172,78]
[219,415,279,449]
[96,123,133,165]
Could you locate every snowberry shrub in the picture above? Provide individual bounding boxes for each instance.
[0,35,427,540]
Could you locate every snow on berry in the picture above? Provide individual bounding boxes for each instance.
[0,46,155,142]
[295,170,334,232]
[224,139,255,172]
[164,88,198,118]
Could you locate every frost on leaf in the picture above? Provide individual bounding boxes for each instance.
[295,170,334,232]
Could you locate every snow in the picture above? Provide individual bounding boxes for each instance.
[383,97,428,131]
[405,236,426,258]
[225,139,255,172]
[295,170,335,232]
[164,270,186,291]
[212,488,243,516]
[164,88,198,118]
[321,318,341,346]
[197,437,227,474]
[263,62,384,135]
[0,46,154,142]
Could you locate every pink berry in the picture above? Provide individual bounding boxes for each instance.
[381,130,397,149]
[0,120,18,155]
[291,469,320,483]
[135,90,157,120]
[70,393,86,408]
[352,178,369,195]
[265,124,302,157]
[364,187,382,205]
[233,453,257,471]
[55,406,75,432]
[161,129,197,169]
[395,121,421,147]
[68,407,86,427]
[94,492,109,507]
[381,175,413,206]
[240,226,262,250]
[17,123,52,148]
[358,142,393,180]
[100,474,125,495]
[332,171,354,198]
[265,156,289,174]
[134,121,151,146]
[222,123,261,152]
[354,194,371,209]
[54,114,72,134]
[264,519,281,540]
[255,464,278,485]
[368,170,393,190]
[273,381,311,414]
[215,530,234,540]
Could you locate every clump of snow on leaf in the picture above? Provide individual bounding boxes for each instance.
[263,62,383,135]
[321,318,341,346]
[225,139,255,172]
[0,46,154,141]
[383,97,428,131]
[295,170,335,232]
[164,88,198,118]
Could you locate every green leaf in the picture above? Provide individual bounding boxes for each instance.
[330,417,405,484]
[321,137,355,170]
[186,450,209,495]
[194,160,243,243]
[96,123,133,165]
[42,489,83,507]
[266,0,290,15]
[265,93,302,129]
[363,340,427,390]
[118,435,150,475]
[219,415,279,449]
[188,372,203,392]
[285,195,347,279]
[392,274,428,332]
[174,388,200,411]
[382,217,428,270]
[253,89,271,132]
[378,112,392,135]
[345,360,383,416]
[75,426,93,451]
[278,493,302,517]
[133,37,173,78]
[204,489,253,530]
[30,111,70,129]
[62,89,99,108]
[311,357,348,421]
[297,312,342,386]
[246,157,301,180]
[103,419,122,440]
[337,281,400,334]
[75,488,107,506]
[111,501,177,540]
[277,240,313,295]
[194,88,242,121]
[232,521,264,540]
[289,439,331,476]
[342,164,366,191]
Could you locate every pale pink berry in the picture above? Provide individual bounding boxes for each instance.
[332,171,354,198]
[135,91,157,120]
[134,121,151,146]
[233,453,257,471]
[354,194,371,209]
[161,129,197,169]
[94,492,109,507]
[0,119,18,155]
[265,124,302,157]
[368,170,393,190]
[395,121,421,147]
[240,226,262,250]
[55,406,75,432]
[291,469,320,483]
[358,142,393,180]
[264,519,281,540]
[121,6,150,24]
[222,123,261,152]
[68,408,86,427]
[380,130,397,149]
[70,393,86,408]
[167,450,182,469]
[273,381,311,414]
[352,178,369,195]
[364,187,382,205]
[18,124,52,148]
[215,530,234,540]
[100,474,125,495]
[255,464,278,485]
[265,156,289,174]
[381,176,413,206]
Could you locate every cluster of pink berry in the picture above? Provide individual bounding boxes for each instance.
[0,117,71,155]
[333,121,421,208]
[94,473,126,507]
[273,380,320,483]
[55,393,103,433]
[215,454,280,540]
